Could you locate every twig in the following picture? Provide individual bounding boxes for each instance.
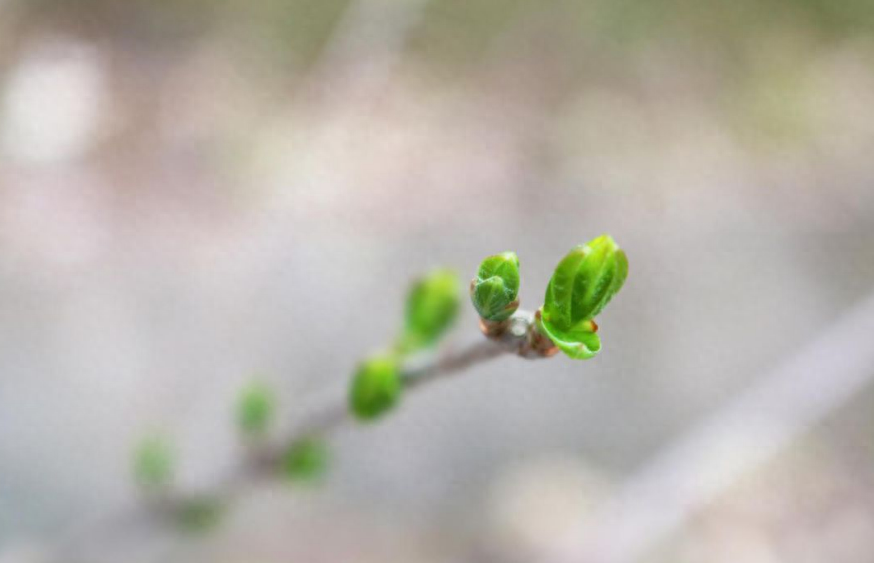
[45,311,546,563]
[199,310,544,501]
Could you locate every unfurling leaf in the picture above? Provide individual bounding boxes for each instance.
[536,313,601,360]
[471,252,520,322]
[539,235,628,360]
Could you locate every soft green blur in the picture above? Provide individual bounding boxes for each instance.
[236,381,275,438]
[282,438,330,482]
[349,354,402,420]
[398,269,461,353]
[132,434,174,490]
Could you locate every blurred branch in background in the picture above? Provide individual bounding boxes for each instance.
[261,0,431,216]
[306,0,431,92]
[543,291,874,563]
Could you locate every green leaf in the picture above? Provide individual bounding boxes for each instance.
[471,252,520,321]
[544,245,589,330]
[536,315,602,360]
[572,237,628,321]
[539,235,628,360]
[349,354,402,421]
[133,434,174,490]
[543,235,628,330]
[236,381,275,437]
[281,438,329,482]
[398,269,460,353]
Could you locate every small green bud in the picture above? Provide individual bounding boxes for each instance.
[349,354,402,420]
[539,235,628,359]
[471,252,520,322]
[133,434,174,490]
[281,438,329,482]
[176,497,224,533]
[236,381,275,437]
[398,269,460,353]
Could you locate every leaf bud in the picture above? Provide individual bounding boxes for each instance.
[471,252,520,322]
[349,354,402,420]
[398,269,460,353]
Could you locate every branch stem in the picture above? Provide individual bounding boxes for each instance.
[214,310,544,501]
[48,310,547,562]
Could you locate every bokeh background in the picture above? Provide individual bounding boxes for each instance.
[2,0,874,561]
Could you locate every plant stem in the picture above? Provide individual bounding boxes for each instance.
[207,310,544,502]
[47,310,547,563]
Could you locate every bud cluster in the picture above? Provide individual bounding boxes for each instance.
[470,251,520,324]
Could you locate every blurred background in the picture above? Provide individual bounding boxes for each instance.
[1,0,874,561]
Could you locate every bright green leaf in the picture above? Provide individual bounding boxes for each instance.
[540,235,628,360]
[543,235,628,329]
[544,245,589,329]
[536,315,602,360]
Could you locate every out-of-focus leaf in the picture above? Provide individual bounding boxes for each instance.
[349,354,402,421]
[282,438,329,482]
[236,381,275,437]
[398,269,460,353]
[133,434,174,490]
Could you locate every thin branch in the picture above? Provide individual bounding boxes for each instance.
[191,310,544,503]
[46,311,546,563]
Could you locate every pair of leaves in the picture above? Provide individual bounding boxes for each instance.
[539,235,628,359]
[543,235,628,328]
